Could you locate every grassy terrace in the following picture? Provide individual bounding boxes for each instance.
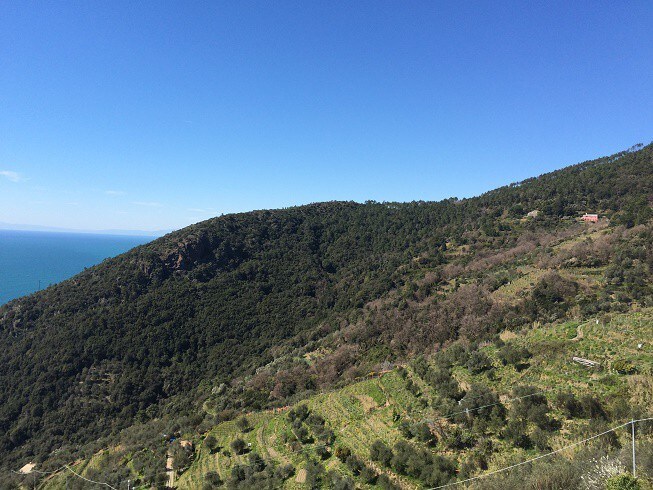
[172,309,652,489]
[37,308,651,488]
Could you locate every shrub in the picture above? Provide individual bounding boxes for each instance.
[556,391,584,418]
[377,474,401,490]
[580,395,608,420]
[531,427,550,450]
[444,426,476,450]
[370,440,393,466]
[346,454,364,475]
[316,445,330,460]
[328,470,355,490]
[398,420,413,438]
[456,383,506,428]
[360,465,377,484]
[230,438,247,455]
[204,434,218,453]
[413,422,437,445]
[498,344,532,370]
[204,471,222,486]
[274,464,295,480]
[605,474,641,490]
[502,419,531,449]
[391,441,412,474]
[335,445,352,462]
[248,452,265,472]
[425,368,462,400]
[304,460,326,488]
[236,416,251,432]
[466,350,493,374]
[530,272,579,320]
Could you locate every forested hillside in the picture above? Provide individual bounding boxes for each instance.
[1,144,652,487]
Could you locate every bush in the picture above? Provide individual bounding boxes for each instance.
[248,452,265,472]
[530,272,579,320]
[377,473,401,490]
[370,440,393,466]
[230,438,247,455]
[335,445,352,462]
[328,470,355,490]
[580,395,608,420]
[531,427,550,450]
[316,445,330,460]
[502,419,531,449]
[413,422,437,445]
[360,465,377,484]
[498,344,531,370]
[204,470,222,486]
[425,368,462,400]
[287,404,309,423]
[556,391,584,418]
[204,434,218,453]
[466,350,493,374]
[304,460,326,488]
[274,464,295,480]
[346,454,364,475]
[399,420,413,438]
[605,473,641,490]
[236,416,251,432]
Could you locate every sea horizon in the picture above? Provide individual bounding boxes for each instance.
[0,229,153,305]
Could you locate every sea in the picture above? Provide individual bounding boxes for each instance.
[0,230,153,305]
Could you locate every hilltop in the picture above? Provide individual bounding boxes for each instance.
[1,144,652,488]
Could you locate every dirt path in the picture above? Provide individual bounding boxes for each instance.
[295,468,307,483]
[166,454,175,488]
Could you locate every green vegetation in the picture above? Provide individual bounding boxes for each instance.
[1,144,652,488]
[24,308,653,489]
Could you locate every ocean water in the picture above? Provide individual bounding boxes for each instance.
[0,230,153,305]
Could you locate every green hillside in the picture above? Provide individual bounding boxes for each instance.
[38,308,653,489]
[2,144,653,488]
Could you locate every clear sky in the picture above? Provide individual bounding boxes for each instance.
[1,1,652,232]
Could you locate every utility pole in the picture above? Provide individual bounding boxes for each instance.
[632,419,636,478]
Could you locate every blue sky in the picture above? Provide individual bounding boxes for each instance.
[1,1,652,232]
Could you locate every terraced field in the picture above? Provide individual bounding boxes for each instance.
[174,309,653,489]
[35,308,653,489]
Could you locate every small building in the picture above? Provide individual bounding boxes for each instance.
[581,213,599,223]
[526,210,540,218]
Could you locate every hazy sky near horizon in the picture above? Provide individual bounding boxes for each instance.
[1,2,652,232]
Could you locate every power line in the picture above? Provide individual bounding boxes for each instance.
[61,465,119,490]
[428,417,653,489]
[426,387,558,423]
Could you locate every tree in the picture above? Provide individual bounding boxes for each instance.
[370,440,393,466]
[171,445,192,470]
[466,350,493,374]
[204,470,222,487]
[274,464,295,481]
[248,451,265,472]
[204,434,218,453]
[230,438,247,455]
[236,416,251,432]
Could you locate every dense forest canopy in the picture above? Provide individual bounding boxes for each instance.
[0,143,652,471]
